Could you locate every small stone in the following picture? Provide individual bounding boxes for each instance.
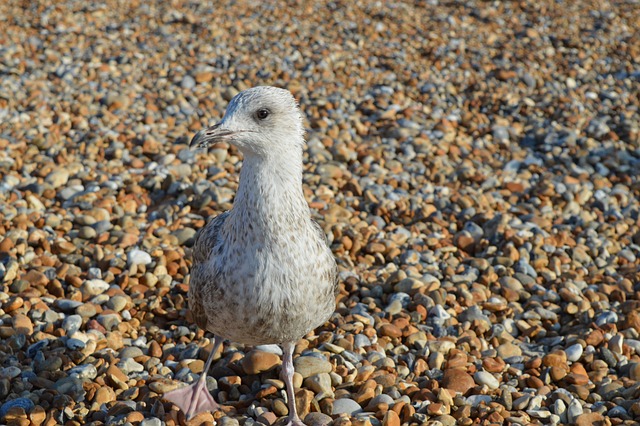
[44,169,69,188]
[513,395,531,410]
[565,344,583,362]
[94,386,116,405]
[13,314,33,335]
[62,314,83,335]
[120,346,144,359]
[575,412,604,426]
[81,279,110,297]
[241,350,280,375]
[29,406,45,426]
[474,371,499,389]
[304,373,334,398]
[497,342,522,359]
[382,410,400,426]
[293,356,332,378]
[332,398,362,416]
[304,412,333,426]
[127,249,152,266]
[442,369,475,394]
[106,295,128,312]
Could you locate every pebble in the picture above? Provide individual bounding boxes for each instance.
[293,356,332,378]
[332,398,363,416]
[127,249,152,266]
[242,350,280,375]
[474,371,500,390]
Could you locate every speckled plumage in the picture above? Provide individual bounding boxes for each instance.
[189,158,338,344]
[165,86,338,424]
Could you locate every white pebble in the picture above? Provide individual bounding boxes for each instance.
[127,249,152,266]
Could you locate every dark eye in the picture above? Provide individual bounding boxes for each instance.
[256,108,270,120]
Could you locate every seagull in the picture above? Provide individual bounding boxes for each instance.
[164,86,338,425]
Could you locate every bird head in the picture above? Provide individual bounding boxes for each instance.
[190,86,305,157]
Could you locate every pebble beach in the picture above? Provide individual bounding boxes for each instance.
[1,0,639,425]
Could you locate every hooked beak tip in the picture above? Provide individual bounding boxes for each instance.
[189,129,208,149]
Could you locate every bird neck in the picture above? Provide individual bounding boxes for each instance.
[231,150,309,226]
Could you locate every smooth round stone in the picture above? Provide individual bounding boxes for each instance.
[254,344,282,355]
[304,412,333,426]
[62,314,83,335]
[106,295,128,312]
[56,299,83,311]
[76,303,97,318]
[127,249,152,266]
[332,398,362,415]
[44,169,69,188]
[565,344,583,362]
[474,371,500,389]
[217,417,240,426]
[293,356,332,378]
[241,350,280,375]
[304,373,334,397]
[172,227,197,245]
[120,346,144,359]
[78,226,97,239]
[497,342,522,359]
[96,314,120,331]
[81,279,110,297]
[354,334,371,349]
[595,311,618,326]
[53,376,85,399]
[366,394,394,409]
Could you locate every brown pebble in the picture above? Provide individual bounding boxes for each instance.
[149,340,162,358]
[29,406,46,426]
[94,386,116,405]
[241,350,281,375]
[13,314,33,335]
[575,412,605,426]
[542,351,568,369]
[549,366,567,382]
[4,296,24,313]
[585,330,604,346]
[442,369,475,394]
[125,411,144,423]
[382,410,400,426]
[379,323,402,338]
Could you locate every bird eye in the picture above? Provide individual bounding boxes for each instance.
[256,108,270,120]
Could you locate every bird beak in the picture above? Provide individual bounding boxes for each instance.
[190,123,235,149]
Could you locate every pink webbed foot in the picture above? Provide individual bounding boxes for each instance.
[163,376,219,420]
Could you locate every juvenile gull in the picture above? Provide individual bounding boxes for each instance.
[164,86,338,425]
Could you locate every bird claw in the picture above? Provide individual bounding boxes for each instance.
[163,379,219,420]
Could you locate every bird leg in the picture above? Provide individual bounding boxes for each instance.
[163,336,223,419]
[281,341,305,426]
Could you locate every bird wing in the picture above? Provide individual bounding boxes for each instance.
[312,220,339,297]
[188,211,229,330]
